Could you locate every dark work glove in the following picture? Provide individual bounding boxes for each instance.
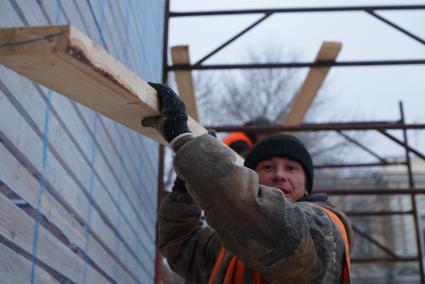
[172,175,187,194]
[171,176,196,203]
[207,128,217,138]
[142,82,191,142]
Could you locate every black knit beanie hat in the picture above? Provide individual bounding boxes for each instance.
[244,134,314,193]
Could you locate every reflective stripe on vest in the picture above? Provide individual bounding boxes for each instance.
[208,206,350,284]
[208,247,265,284]
[223,132,253,148]
[319,206,351,283]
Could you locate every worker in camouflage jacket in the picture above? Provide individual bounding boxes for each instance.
[143,83,354,284]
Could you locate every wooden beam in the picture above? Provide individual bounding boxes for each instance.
[0,25,206,146]
[0,142,136,283]
[171,45,199,121]
[0,26,243,164]
[282,41,342,126]
[0,188,109,283]
[0,241,59,283]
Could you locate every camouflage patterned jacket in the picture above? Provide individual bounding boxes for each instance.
[158,134,353,283]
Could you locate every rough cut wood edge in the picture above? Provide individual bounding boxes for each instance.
[282,41,342,126]
[0,25,244,165]
[0,25,205,145]
[171,45,199,121]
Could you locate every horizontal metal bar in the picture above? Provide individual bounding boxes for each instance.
[346,210,413,217]
[168,60,425,70]
[316,188,425,195]
[315,161,406,169]
[207,122,425,132]
[170,5,425,17]
[351,256,419,263]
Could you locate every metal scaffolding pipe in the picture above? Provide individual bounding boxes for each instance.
[314,161,405,169]
[337,131,388,163]
[207,122,425,132]
[351,256,419,263]
[194,13,273,65]
[379,130,425,162]
[399,102,425,282]
[168,59,425,71]
[161,0,170,84]
[352,225,400,259]
[346,210,413,217]
[170,5,425,17]
[165,2,425,276]
[366,10,425,46]
[316,188,425,195]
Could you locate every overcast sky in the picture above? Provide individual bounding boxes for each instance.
[168,0,425,157]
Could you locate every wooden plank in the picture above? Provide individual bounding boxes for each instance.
[0,6,154,283]
[0,25,207,145]
[0,103,137,284]
[0,83,144,282]
[282,41,342,126]
[0,22,180,272]
[0,241,59,284]
[67,102,155,250]
[171,45,199,121]
[1,3,153,272]
[0,25,243,165]
[0,7,138,282]
[0,240,60,284]
[0,187,109,283]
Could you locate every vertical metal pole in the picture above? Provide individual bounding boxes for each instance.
[162,0,170,84]
[154,145,165,284]
[155,1,170,282]
[400,102,425,283]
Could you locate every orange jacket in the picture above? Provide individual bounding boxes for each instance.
[223,132,253,148]
[208,204,351,284]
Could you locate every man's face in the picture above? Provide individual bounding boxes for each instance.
[255,156,307,202]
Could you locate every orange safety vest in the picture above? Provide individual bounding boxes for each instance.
[208,205,351,284]
[223,132,253,148]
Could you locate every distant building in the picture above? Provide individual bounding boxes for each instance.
[315,157,425,283]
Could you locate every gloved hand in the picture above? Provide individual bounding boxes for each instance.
[171,175,196,203]
[207,128,217,138]
[142,82,191,143]
[172,175,187,193]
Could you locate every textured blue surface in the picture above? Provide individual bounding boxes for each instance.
[0,0,164,282]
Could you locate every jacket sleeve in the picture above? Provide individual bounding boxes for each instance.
[173,134,347,283]
[158,190,222,283]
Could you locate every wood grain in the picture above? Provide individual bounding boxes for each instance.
[282,41,342,126]
[0,25,244,166]
[0,85,140,283]
[0,241,59,284]
[0,25,207,145]
[0,188,109,283]
[171,45,199,121]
